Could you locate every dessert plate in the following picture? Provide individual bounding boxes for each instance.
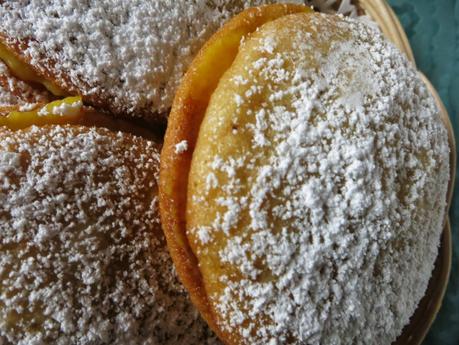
[359,1,456,344]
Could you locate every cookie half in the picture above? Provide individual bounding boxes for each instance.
[160,6,450,345]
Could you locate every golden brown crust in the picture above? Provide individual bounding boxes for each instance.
[159,4,311,344]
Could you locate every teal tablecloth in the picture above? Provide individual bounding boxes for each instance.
[387,1,459,344]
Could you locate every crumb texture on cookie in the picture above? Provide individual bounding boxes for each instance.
[0,126,219,345]
[187,13,450,345]
[0,0,307,120]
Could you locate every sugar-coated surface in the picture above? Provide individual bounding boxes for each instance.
[0,0,310,120]
[0,125,220,345]
[187,13,450,345]
[0,59,50,112]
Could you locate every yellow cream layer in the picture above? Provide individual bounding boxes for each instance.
[0,41,66,96]
[1,96,83,130]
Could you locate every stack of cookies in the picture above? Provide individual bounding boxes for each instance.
[0,1,451,345]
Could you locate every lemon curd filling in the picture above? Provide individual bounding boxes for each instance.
[0,96,83,129]
[0,41,67,96]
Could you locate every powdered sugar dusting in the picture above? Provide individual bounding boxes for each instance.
[0,125,220,345]
[175,140,188,154]
[0,0,308,120]
[0,59,50,113]
[189,14,449,345]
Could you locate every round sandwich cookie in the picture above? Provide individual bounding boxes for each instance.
[0,100,221,345]
[159,5,450,345]
[0,0,312,123]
